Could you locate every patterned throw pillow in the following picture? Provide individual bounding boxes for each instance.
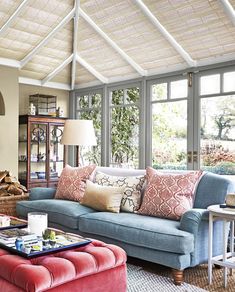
[95,172,146,212]
[55,164,96,202]
[137,167,203,220]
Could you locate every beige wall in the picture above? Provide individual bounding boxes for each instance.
[0,66,19,176]
[0,74,70,178]
[19,84,69,117]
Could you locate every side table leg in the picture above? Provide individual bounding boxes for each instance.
[208,212,213,284]
[223,219,228,287]
[230,220,234,276]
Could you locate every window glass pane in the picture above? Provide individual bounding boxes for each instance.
[200,74,220,95]
[111,90,124,105]
[77,95,89,109]
[224,71,235,92]
[126,88,140,103]
[200,95,235,177]
[91,93,102,107]
[76,93,102,165]
[170,79,188,99]
[152,101,187,170]
[152,83,167,101]
[110,87,139,168]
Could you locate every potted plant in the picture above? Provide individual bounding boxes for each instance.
[42,229,50,247]
[49,230,56,247]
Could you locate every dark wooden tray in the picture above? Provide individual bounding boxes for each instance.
[0,236,91,259]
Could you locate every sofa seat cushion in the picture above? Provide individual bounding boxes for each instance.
[79,212,194,254]
[16,199,96,230]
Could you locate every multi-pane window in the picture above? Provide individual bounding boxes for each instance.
[151,79,188,170]
[199,71,235,177]
[76,92,102,165]
[109,87,140,168]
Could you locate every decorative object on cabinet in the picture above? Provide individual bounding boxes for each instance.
[29,94,56,116]
[61,119,97,166]
[0,91,5,116]
[18,115,66,190]
[28,103,36,115]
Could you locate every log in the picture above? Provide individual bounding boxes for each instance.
[4,176,18,183]
[7,185,23,196]
[0,183,9,190]
[0,171,8,183]
[0,189,8,197]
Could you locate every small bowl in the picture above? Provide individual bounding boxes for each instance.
[49,240,56,247]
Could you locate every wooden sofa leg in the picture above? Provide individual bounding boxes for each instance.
[172,269,184,285]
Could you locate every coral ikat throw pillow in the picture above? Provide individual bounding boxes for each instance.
[55,164,96,202]
[138,167,203,220]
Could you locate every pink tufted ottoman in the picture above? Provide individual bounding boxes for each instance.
[0,239,127,292]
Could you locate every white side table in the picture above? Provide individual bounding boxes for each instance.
[208,204,235,287]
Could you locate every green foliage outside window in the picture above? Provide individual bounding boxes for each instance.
[77,93,102,165]
[110,88,140,168]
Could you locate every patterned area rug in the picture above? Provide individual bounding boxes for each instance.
[127,264,206,292]
[127,258,235,292]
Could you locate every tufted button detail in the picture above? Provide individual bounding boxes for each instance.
[0,240,127,292]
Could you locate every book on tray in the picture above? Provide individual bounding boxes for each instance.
[0,228,38,246]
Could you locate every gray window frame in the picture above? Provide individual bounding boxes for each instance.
[71,61,235,170]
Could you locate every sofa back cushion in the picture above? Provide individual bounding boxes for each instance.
[80,180,124,213]
[95,171,145,212]
[95,166,146,177]
[193,172,235,208]
[138,167,203,220]
[55,165,96,202]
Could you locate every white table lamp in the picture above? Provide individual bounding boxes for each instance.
[61,119,97,166]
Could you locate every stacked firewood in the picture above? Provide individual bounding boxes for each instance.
[0,171,27,197]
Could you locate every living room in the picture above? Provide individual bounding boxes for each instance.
[0,0,235,291]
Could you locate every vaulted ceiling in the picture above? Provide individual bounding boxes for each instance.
[0,0,235,91]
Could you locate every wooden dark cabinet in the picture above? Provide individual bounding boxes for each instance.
[18,115,66,190]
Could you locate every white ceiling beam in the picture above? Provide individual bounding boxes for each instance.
[42,54,73,85]
[79,8,147,76]
[0,57,20,68]
[0,0,29,37]
[20,8,75,68]
[71,0,80,90]
[134,0,197,67]
[19,77,71,91]
[76,54,109,83]
[220,0,235,26]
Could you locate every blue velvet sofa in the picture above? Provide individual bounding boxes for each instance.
[16,167,235,284]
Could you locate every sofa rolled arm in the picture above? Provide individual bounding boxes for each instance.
[29,187,56,201]
[179,209,209,235]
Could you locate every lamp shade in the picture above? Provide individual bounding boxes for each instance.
[61,119,97,146]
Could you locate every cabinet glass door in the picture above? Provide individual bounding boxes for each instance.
[49,124,64,180]
[18,124,27,184]
[30,123,47,181]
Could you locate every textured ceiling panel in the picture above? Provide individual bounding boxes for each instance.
[0,0,19,28]
[80,0,186,70]
[77,18,136,77]
[51,63,71,84]
[0,0,234,88]
[21,21,73,80]
[75,63,97,84]
[0,0,74,60]
[144,0,235,61]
